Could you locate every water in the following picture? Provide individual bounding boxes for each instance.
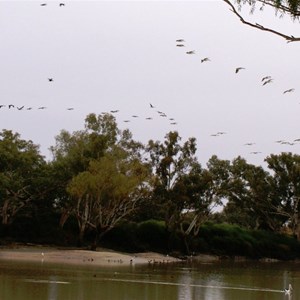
[0,259,298,300]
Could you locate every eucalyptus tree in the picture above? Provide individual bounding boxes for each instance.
[266,152,300,239]
[223,0,300,42]
[50,113,149,245]
[50,113,122,228]
[67,148,149,247]
[222,156,284,230]
[0,130,46,229]
[146,132,223,253]
[146,132,199,229]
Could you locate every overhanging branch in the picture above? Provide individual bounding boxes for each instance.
[223,0,300,42]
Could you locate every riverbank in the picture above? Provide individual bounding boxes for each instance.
[0,245,182,266]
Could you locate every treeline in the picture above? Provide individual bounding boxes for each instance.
[1,113,300,259]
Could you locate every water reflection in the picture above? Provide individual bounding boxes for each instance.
[0,260,298,300]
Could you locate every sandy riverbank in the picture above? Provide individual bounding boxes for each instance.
[0,245,183,266]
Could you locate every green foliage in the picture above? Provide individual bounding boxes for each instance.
[136,220,169,252]
[197,223,300,260]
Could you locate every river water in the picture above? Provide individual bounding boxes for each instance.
[0,259,298,300]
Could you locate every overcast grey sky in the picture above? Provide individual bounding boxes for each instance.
[1,0,300,167]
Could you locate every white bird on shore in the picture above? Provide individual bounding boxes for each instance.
[284,284,293,295]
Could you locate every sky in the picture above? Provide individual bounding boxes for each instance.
[1,0,300,168]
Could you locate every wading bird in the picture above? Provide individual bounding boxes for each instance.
[284,284,293,295]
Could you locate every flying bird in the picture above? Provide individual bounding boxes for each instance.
[176,39,185,42]
[67,108,74,110]
[176,44,185,47]
[123,120,130,123]
[235,67,245,73]
[244,143,255,146]
[250,151,262,154]
[170,122,177,125]
[0,105,5,108]
[132,115,138,118]
[40,3,47,6]
[150,103,154,108]
[262,78,273,86]
[17,106,24,110]
[261,76,272,82]
[27,107,33,110]
[110,110,119,113]
[38,106,47,109]
[283,88,295,94]
[48,78,53,82]
[186,50,195,54]
[146,117,152,120]
[8,104,14,109]
[201,57,210,63]
[59,3,65,6]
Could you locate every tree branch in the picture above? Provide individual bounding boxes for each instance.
[223,0,300,42]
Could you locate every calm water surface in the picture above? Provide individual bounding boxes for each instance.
[0,258,299,300]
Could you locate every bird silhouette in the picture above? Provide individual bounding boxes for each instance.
[8,104,14,109]
[123,120,130,122]
[283,88,295,94]
[176,44,185,47]
[262,78,273,86]
[40,3,47,6]
[176,39,185,42]
[235,67,245,73]
[48,78,53,82]
[17,106,24,110]
[0,105,5,108]
[146,117,152,120]
[170,122,177,125]
[110,110,119,113]
[261,76,272,82]
[132,115,138,118]
[59,3,65,6]
[67,108,74,110]
[38,106,47,109]
[150,103,154,108]
[27,107,33,110]
[244,143,255,146]
[201,57,210,63]
[186,50,195,54]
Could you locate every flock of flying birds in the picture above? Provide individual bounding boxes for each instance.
[175,38,300,155]
[108,103,178,126]
[2,3,299,161]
